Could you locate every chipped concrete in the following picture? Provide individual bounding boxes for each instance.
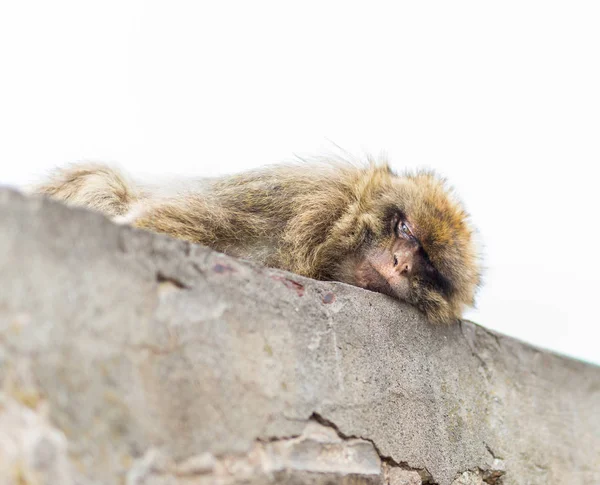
[126,419,387,484]
[0,393,74,485]
[0,188,599,485]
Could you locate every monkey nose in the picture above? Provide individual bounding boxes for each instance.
[393,254,411,275]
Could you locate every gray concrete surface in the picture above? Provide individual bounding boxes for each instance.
[0,188,598,485]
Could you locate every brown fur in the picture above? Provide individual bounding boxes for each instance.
[34,158,481,323]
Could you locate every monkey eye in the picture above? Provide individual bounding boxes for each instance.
[398,221,413,238]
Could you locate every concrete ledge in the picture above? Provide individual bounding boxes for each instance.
[0,188,598,485]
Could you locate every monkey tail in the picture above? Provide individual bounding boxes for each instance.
[33,162,139,217]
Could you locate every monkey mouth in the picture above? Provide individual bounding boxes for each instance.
[362,263,402,300]
[350,255,410,301]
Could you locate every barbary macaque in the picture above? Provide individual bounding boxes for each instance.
[34,158,481,323]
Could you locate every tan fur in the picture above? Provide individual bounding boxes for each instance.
[34,158,481,323]
[33,163,139,217]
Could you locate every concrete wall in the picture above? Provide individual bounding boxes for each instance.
[0,188,598,485]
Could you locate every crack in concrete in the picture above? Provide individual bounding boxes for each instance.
[484,442,503,461]
[156,271,190,290]
[309,412,437,484]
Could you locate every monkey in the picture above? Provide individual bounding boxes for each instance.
[33,158,481,324]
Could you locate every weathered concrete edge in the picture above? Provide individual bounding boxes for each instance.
[0,187,599,485]
[0,185,590,362]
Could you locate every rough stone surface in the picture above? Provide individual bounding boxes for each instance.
[0,393,73,485]
[388,468,423,485]
[0,188,598,485]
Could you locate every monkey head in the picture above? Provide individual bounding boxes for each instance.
[335,168,481,324]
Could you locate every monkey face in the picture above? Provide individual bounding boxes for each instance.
[336,169,481,324]
[351,214,453,319]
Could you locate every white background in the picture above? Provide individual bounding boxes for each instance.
[1,1,599,365]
